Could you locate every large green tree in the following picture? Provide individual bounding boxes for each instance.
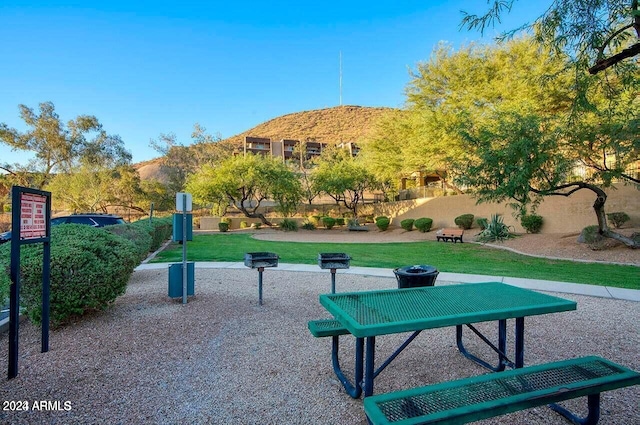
[0,102,131,189]
[186,154,302,224]
[461,0,640,74]
[311,147,378,217]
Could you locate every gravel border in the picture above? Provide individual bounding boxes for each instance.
[1,268,638,424]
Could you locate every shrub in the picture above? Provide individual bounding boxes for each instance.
[322,216,336,229]
[252,222,262,230]
[375,216,390,231]
[454,214,475,229]
[476,214,513,242]
[521,214,544,234]
[607,212,630,229]
[476,217,488,230]
[578,225,603,244]
[240,221,249,229]
[414,218,433,233]
[220,217,232,225]
[301,221,316,230]
[130,216,172,251]
[104,223,152,262]
[400,219,415,231]
[308,215,322,226]
[218,222,229,232]
[335,217,345,226]
[11,225,138,326]
[279,218,298,231]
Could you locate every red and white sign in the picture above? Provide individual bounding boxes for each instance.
[20,193,47,240]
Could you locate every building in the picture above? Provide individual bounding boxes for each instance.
[243,136,359,163]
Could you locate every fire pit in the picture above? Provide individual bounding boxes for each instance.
[244,252,279,305]
[318,253,351,293]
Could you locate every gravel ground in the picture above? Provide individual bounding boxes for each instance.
[0,268,638,425]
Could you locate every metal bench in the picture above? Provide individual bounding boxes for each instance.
[436,228,464,243]
[364,356,640,425]
[308,319,350,337]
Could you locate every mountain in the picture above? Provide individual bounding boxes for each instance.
[221,104,395,145]
[135,105,395,180]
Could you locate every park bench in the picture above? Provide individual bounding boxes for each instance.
[436,228,464,243]
[364,356,640,425]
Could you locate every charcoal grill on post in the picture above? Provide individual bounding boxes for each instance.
[318,253,351,293]
[244,252,279,305]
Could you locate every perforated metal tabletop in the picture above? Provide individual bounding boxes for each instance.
[320,282,576,338]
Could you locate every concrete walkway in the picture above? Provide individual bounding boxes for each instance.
[135,261,640,302]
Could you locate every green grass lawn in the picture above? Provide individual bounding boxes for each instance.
[152,233,640,290]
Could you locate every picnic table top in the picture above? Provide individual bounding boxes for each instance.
[319,282,577,338]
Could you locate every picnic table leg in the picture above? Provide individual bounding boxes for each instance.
[456,320,510,371]
[549,393,600,425]
[364,336,376,397]
[515,317,524,368]
[331,335,363,398]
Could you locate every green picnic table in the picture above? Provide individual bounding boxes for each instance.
[318,282,577,398]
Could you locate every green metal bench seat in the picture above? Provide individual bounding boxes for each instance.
[364,356,640,425]
[308,319,350,338]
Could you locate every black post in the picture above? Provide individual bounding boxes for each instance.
[8,188,21,379]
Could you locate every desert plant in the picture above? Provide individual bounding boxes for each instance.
[454,214,475,229]
[279,218,298,231]
[521,214,544,234]
[335,217,345,226]
[400,219,415,231]
[240,221,249,229]
[607,212,630,229]
[476,217,488,230]
[252,222,262,230]
[218,222,229,232]
[322,216,336,229]
[414,217,433,233]
[476,214,513,242]
[308,215,322,226]
[301,221,316,230]
[375,216,390,231]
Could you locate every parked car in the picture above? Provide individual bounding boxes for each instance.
[0,213,126,244]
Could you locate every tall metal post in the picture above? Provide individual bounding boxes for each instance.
[258,267,264,305]
[182,195,187,305]
[331,269,337,294]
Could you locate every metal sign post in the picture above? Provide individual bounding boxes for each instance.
[175,193,192,305]
[8,186,51,379]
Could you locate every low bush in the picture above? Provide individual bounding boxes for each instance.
[218,222,229,232]
[322,216,336,229]
[3,225,138,326]
[335,217,345,226]
[308,215,322,226]
[104,223,152,262]
[279,218,298,231]
[240,221,249,229]
[578,225,603,244]
[252,222,262,230]
[520,214,544,234]
[301,221,316,230]
[220,217,232,225]
[476,214,514,242]
[476,217,488,230]
[607,212,630,229]
[130,216,172,251]
[375,216,390,231]
[400,219,415,231]
[454,214,475,229]
[414,217,433,233]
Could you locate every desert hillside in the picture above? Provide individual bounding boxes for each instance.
[136,104,396,180]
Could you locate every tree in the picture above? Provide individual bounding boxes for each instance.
[186,154,302,225]
[461,0,640,74]
[311,147,378,217]
[0,102,131,189]
[455,109,639,248]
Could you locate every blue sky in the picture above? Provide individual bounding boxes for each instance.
[0,1,547,166]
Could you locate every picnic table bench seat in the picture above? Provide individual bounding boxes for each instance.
[308,319,350,338]
[436,228,464,243]
[364,356,640,425]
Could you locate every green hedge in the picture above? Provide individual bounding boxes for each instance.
[0,225,139,326]
[400,219,415,231]
[375,216,390,231]
[414,217,433,233]
[454,214,475,229]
